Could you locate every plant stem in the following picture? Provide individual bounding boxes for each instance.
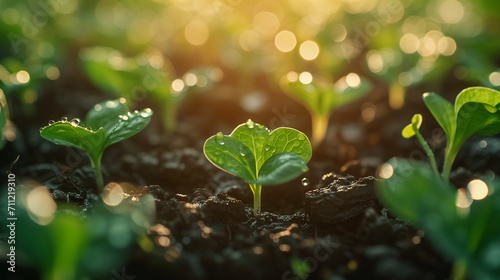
[451,259,467,280]
[442,143,459,181]
[413,126,439,177]
[162,101,179,133]
[89,153,104,190]
[249,184,262,216]
[311,112,329,148]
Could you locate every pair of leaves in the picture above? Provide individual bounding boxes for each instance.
[281,74,371,117]
[378,158,500,280]
[204,120,312,185]
[423,87,500,152]
[40,99,152,160]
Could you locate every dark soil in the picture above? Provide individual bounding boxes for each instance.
[2,61,497,279]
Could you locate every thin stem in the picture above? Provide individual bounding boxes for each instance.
[311,112,329,148]
[450,259,467,280]
[249,184,262,216]
[89,153,104,190]
[162,101,179,133]
[442,143,459,181]
[413,126,439,177]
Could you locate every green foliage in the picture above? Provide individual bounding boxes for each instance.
[10,186,154,280]
[281,74,371,147]
[80,47,219,132]
[203,120,312,215]
[421,87,500,179]
[40,99,152,189]
[378,158,500,280]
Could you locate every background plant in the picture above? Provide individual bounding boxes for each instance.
[80,46,220,132]
[40,99,152,190]
[280,73,371,147]
[204,120,312,216]
[378,158,500,280]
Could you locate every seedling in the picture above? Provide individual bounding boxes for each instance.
[378,158,500,280]
[402,87,500,180]
[203,120,312,216]
[40,99,153,190]
[280,73,371,147]
[80,47,220,132]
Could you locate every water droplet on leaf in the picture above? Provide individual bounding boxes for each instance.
[134,110,139,114]
[298,134,305,141]
[246,119,255,128]
[39,127,44,132]
[61,117,68,122]
[70,118,80,126]
[48,120,55,125]
[215,132,225,145]
[301,178,309,186]
[120,115,129,121]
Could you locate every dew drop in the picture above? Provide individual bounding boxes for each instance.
[48,120,55,125]
[70,118,80,126]
[264,144,271,151]
[61,117,68,122]
[215,132,225,145]
[271,148,276,154]
[301,178,309,186]
[120,115,129,121]
[127,112,133,117]
[134,110,139,114]
[39,127,44,132]
[298,134,305,141]
[246,119,255,128]
[131,196,139,202]
[239,144,247,157]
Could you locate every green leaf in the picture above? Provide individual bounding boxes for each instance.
[454,87,500,146]
[40,122,106,159]
[105,108,153,147]
[85,99,129,132]
[204,132,257,182]
[282,75,371,117]
[231,120,270,170]
[378,158,500,280]
[402,114,423,138]
[250,152,308,185]
[423,92,456,139]
[264,127,312,164]
[203,120,312,185]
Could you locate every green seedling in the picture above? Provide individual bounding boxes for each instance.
[378,158,500,280]
[403,87,500,180]
[8,184,154,280]
[80,47,219,132]
[280,73,371,147]
[203,120,312,216]
[40,99,152,190]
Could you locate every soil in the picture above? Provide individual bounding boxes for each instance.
[2,57,497,280]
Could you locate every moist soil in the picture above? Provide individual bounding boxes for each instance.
[2,63,499,280]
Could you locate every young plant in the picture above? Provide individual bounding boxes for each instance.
[80,47,220,132]
[403,87,500,180]
[40,99,153,190]
[280,73,371,147]
[203,120,312,216]
[378,158,500,280]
